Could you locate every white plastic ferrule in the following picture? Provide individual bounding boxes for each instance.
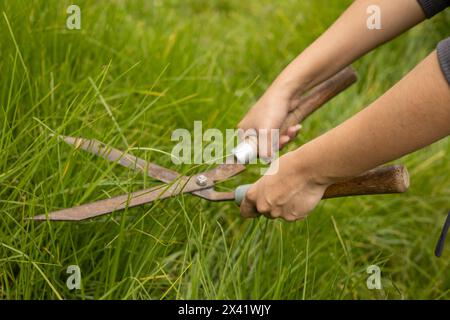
[233,141,257,164]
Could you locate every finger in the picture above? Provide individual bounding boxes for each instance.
[279,125,302,149]
[282,214,300,222]
[279,135,290,149]
[286,124,302,139]
[240,184,259,218]
[240,197,259,218]
[257,128,272,160]
[283,211,305,222]
[270,208,282,219]
[256,202,272,219]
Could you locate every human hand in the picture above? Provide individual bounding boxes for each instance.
[239,150,329,221]
[237,86,302,159]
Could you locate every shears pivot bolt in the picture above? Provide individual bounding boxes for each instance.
[196,175,208,186]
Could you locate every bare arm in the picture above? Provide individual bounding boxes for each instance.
[301,51,450,182]
[241,51,450,220]
[238,0,426,155]
[275,0,426,94]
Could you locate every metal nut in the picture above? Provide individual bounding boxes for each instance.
[195,175,208,187]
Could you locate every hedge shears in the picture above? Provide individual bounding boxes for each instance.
[32,67,410,221]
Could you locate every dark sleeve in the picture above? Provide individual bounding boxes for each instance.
[417,0,450,18]
[437,38,450,86]
[416,1,450,85]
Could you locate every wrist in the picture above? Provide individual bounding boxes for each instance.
[290,145,339,187]
[270,74,308,102]
[262,81,304,113]
[270,56,319,101]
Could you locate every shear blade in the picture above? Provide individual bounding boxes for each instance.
[33,136,246,221]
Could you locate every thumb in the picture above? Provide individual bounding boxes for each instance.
[239,184,259,219]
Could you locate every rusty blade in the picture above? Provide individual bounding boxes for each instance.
[33,136,246,221]
[57,136,245,183]
[56,136,245,201]
[204,157,246,182]
[33,174,215,221]
[57,135,179,183]
[189,157,245,201]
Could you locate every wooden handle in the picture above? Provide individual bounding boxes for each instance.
[323,165,410,199]
[234,67,358,164]
[235,165,409,205]
[280,67,358,135]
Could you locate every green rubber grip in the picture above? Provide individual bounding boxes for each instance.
[235,184,253,205]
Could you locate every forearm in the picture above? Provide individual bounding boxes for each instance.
[272,0,426,102]
[296,51,450,184]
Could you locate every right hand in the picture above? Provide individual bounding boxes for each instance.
[240,149,328,221]
[237,88,302,159]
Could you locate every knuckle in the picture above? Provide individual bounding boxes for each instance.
[282,212,303,222]
[271,208,282,218]
[282,215,297,222]
[256,201,270,214]
[246,188,257,202]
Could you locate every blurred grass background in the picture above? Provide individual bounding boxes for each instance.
[0,0,449,299]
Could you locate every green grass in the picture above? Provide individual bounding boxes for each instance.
[0,0,449,299]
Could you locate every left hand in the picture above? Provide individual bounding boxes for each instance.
[239,150,329,221]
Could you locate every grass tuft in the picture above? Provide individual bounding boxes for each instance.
[0,0,449,299]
